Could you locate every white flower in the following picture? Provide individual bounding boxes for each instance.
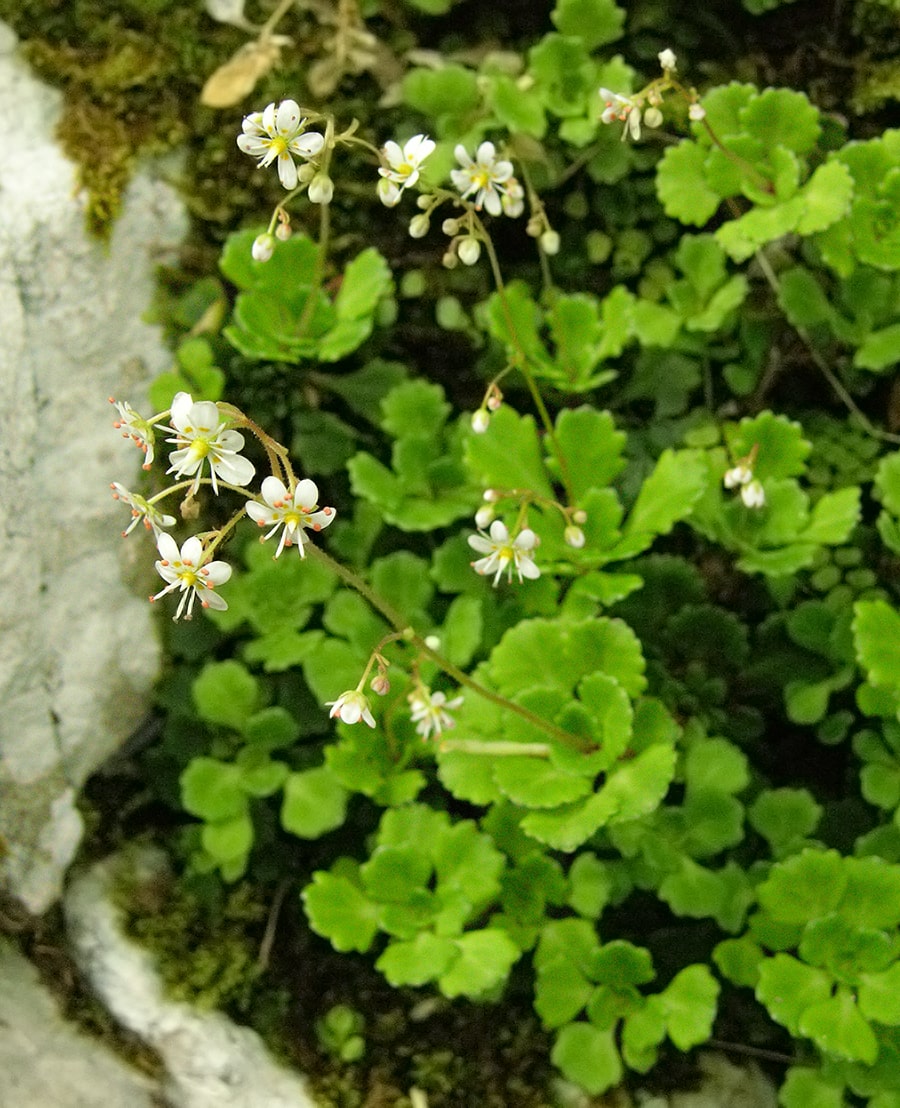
[326,689,375,728]
[110,398,156,469]
[450,142,517,217]
[165,392,256,495]
[468,520,541,586]
[658,48,677,71]
[723,463,753,489]
[377,134,435,205]
[246,475,335,557]
[252,233,275,262]
[741,479,766,509]
[599,88,643,141]
[689,102,706,122]
[408,687,464,741]
[236,100,325,189]
[150,534,232,620]
[110,483,176,537]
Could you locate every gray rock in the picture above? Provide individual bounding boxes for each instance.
[0,21,186,913]
[65,853,320,1108]
[0,938,160,1108]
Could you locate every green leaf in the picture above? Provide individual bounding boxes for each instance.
[758,849,847,924]
[335,248,392,320]
[201,812,253,863]
[487,75,546,137]
[799,988,878,1064]
[727,411,810,480]
[854,599,900,694]
[381,379,450,439]
[192,660,259,730]
[465,405,554,498]
[713,937,764,988]
[591,940,654,986]
[856,323,900,371]
[181,758,247,821]
[661,965,719,1050]
[749,788,823,855]
[778,1067,847,1108]
[551,0,625,49]
[401,66,480,134]
[528,34,597,119]
[535,958,594,1028]
[281,768,348,839]
[859,961,900,1025]
[567,854,615,919]
[438,929,521,998]
[302,871,379,953]
[554,407,626,501]
[656,141,722,225]
[684,737,749,794]
[551,1023,623,1096]
[492,756,594,809]
[739,87,821,155]
[802,488,861,544]
[611,449,706,557]
[376,933,458,987]
[756,954,834,1035]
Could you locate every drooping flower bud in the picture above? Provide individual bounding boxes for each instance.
[458,237,482,266]
[252,233,275,262]
[308,172,334,205]
[564,525,586,549]
[409,213,430,239]
[540,229,561,255]
[471,408,490,433]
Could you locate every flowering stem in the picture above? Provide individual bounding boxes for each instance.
[438,740,551,757]
[478,220,577,509]
[218,404,295,484]
[296,196,331,338]
[305,543,594,752]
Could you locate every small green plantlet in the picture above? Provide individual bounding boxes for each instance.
[315,1004,366,1063]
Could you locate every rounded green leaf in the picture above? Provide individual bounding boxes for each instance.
[756,954,833,1034]
[798,988,878,1064]
[192,660,259,730]
[201,812,253,863]
[492,756,593,809]
[281,768,348,839]
[376,933,457,987]
[181,757,246,822]
[551,1022,623,1095]
[438,929,520,998]
[302,871,379,953]
[757,849,847,924]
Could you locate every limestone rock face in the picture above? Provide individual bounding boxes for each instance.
[0,21,187,913]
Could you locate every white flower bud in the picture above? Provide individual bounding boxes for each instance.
[275,221,292,241]
[572,509,587,524]
[471,408,490,433]
[298,163,317,184]
[564,525,586,549]
[442,217,460,236]
[251,233,275,262]
[643,107,664,129]
[424,635,441,651]
[540,230,560,255]
[308,172,334,205]
[458,237,481,266]
[442,250,458,269]
[486,392,502,412]
[416,194,432,209]
[689,102,707,121]
[658,48,677,70]
[377,177,402,208]
[475,505,495,529]
[409,213,430,239]
[483,488,500,502]
[741,479,766,509]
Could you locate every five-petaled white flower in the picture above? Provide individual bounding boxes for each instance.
[326,690,376,728]
[408,687,464,741]
[165,392,256,495]
[450,142,519,217]
[599,88,643,141]
[468,520,541,586]
[377,134,435,207]
[236,100,325,189]
[150,534,232,621]
[110,483,176,538]
[246,475,335,557]
[110,398,157,469]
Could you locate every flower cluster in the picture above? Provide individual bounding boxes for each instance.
[469,520,541,586]
[724,448,766,509]
[110,390,336,621]
[377,134,435,208]
[449,142,524,218]
[598,48,705,142]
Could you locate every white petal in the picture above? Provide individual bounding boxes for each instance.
[157,532,180,562]
[515,528,538,551]
[488,520,510,543]
[274,100,301,134]
[292,132,325,158]
[170,391,194,428]
[261,102,277,133]
[260,475,290,505]
[201,560,232,586]
[382,140,403,167]
[181,536,205,564]
[277,152,298,189]
[247,501,276,525]
[203,591,229,611]
[476,141,497,164]
[187,400,221,431]
[293,478,320,508]
[454,144,472,167]
[213,453,256,487]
